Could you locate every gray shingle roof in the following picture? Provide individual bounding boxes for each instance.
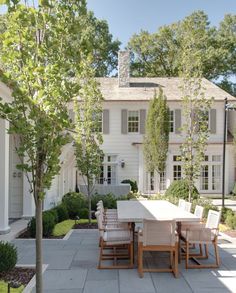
[96,77,236,101]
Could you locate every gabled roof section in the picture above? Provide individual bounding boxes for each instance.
[96,77,236,102]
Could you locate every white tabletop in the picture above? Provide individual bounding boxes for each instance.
[117,200,200,222]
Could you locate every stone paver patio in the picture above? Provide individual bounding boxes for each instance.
[11,229,236,293]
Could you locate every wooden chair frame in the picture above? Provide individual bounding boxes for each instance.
[138,241,178,278]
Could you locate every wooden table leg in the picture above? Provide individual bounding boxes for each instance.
[177,221,182,263]
[131,222,135,265]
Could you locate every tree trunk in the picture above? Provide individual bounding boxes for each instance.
[35,198,43,293]
[88,184,91,224]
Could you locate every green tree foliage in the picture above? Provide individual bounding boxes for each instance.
[179,15,212,202]
[144,88,169,191]
[128,11,236,95]
[0,7,120,77]
[0,1,99,292]
[73,56,103,223]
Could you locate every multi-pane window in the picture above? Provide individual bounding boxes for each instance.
[199,155,221,192]
[199,110,209,130]
[97,154,117,185]
[169,110,174,133]
[173,165,181,180]
[97,112,103,133]
[92,112,102,133]
[128,111,139,133]
[212,165,221,190]
[200,165,209,190]
[160,171,166,190]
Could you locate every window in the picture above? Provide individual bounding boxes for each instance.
[97,154,118,185]
[200,165,209,190]
[128,111,139,133]
[173,155,181,162]
[169,110,174,133]
[160,171,166,190]
[173,165,181,180]
[212,155,221,162]
[212,165,221,190]
[199,110,209,130]
[92,112,102,133]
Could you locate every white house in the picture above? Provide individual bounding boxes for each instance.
[0,51,236,234]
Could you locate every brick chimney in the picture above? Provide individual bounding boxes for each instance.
[118,50,130,87]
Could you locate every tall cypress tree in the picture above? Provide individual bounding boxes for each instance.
[144,88,170,192]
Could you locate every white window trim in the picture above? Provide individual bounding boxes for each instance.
[127,110,140,134]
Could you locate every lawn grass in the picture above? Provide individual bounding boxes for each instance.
[52,219,97,237]
[0,281,24,292]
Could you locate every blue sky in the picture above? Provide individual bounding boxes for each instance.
[87,0,236,48]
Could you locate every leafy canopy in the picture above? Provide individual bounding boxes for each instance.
[128,11,236,95]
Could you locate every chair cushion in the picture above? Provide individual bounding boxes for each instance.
[103,229,132,244]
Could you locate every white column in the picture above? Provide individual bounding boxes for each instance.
[138,145,144,193]
[0,119,10,234]
[22,173,35,218]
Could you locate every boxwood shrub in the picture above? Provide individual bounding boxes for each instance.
[0,241,17,272]
[55,204,69,222]
[27,211,56,237]
[165,179,199,200]
[62,192,88,219]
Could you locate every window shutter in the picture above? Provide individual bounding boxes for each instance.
[174,109,181,134]
[139,109,146,134]
[210,109,216,134]
[103,109,109,134]
[121,109,128,134]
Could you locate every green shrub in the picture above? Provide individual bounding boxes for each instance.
[43,212,56,237]
[0,241,17,272]
[91,193,117,210]
[221,207,234,223]
[225,212,236,230]
[46,208,59,224]
[62,192,87,219]
[202,204,219,219]
[55,204,69,222]
[165,179,199,200]
[121,179,138,193]
[79,208,89,219]
[27,211,56,237]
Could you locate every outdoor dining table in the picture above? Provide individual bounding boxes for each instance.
[117,200,200,263]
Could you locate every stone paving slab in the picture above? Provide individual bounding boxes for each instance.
[11,229,236,293]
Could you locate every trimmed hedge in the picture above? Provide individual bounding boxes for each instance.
[55,204,69,222]
[165,179,199,200]
[0,241,17,272]
[62,192,87,219]
[121,179,138,193]
[27,211,56,237]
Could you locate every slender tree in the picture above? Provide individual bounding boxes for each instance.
[73,55,103,224]
[179,15,212,202]
[144,88,169,192]
[0,1,97,292]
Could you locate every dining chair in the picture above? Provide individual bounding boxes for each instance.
[138,219,178,278]
[96,211,133,269]
[181,209,221,269]
[178,199,186,209]
[184,201,192,213]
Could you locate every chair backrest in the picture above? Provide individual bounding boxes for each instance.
[178,199,186,209]
[184,201,192,213]
[95,211,104,230]
[142,219,176,246]
[205,210,221,229]
[194,205,204,219]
